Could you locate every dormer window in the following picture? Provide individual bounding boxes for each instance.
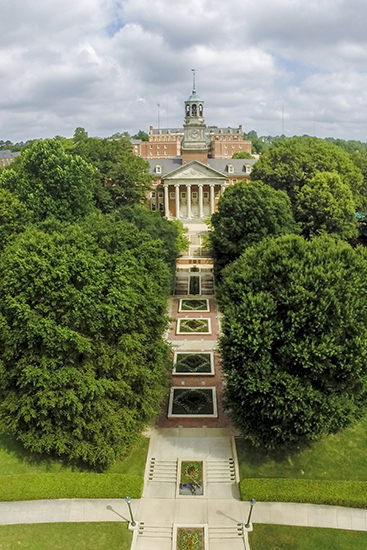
[228,164,234,174]
[246,165,252,174]
[156,165,162,174]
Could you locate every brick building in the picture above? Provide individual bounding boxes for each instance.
[133,82,256,219]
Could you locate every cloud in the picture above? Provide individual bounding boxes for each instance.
[1,0,367,141]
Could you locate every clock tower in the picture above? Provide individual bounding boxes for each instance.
[181,71,209,163]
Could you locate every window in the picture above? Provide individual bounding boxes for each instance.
[151,191,156,198]
[170,192,175,199]
[233,179,237,183]
[228,164,234,173]
[246,165,252,174]
[181,192,187,199]
[192,192,198,199]
[158,191,163,199]
[203,192,209,199]
[156,165,162,174]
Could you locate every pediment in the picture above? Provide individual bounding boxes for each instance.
[163,160,226,181]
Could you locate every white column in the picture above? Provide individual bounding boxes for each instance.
[210,184,215,214]
[175,184,180,218]
[164,184,169,218]
[221,183,226,197]
[187,184,192,219]
[198,184,204,219]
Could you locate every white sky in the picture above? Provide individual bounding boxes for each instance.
[1,0,367,142]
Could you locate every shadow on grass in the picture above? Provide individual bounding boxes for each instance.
[0,428,95,473]
[235,436,314,467]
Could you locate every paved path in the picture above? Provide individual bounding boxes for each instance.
[1,498,367,532]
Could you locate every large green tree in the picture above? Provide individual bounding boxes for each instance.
[251,136,364,211]
[0,213,171,469]
[74,137,152,211]
[0,188,33,251]
[116,206,189,285]
[219,234,367,448]
[0,139,95,222]
[210,180,299,276]
[296,171,358,239]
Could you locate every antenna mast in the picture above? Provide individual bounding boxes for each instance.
[191,68,196,92]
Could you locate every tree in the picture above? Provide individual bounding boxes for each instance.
[0,213,171,469]
[232,152,254,159]
[210,181,299,276]
[296,171,358,239]
[115,206,189,285]
[132,130,149,141]
[0,189,33,251]
[0,139,95,222]
[73,127,89,144]
[251,136,364,210]
[74,137,152,211]
[218,234,367,449]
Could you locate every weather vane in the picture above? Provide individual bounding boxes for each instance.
[191,68,196,92]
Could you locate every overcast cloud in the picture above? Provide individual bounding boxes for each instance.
[1,0,367,142]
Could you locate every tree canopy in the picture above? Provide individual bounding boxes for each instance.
[210,180,299,276]
[296,171,358,239]
[218,234,367,449]
[74,136,152,211]
[0,213,172,469]
[0,188,33,251]
[0,139,95,222]
[251,136,365,211]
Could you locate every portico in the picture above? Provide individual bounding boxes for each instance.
[161,160,227,220]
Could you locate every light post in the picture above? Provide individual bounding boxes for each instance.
[124,496,136,527]
[245,498,256,529]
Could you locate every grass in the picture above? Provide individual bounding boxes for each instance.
[237,418,367,507]
[0,428,149,501]
[0,429,149,476]
[236,417,367,482]
[249,524,367,550]
[0,522,132,550]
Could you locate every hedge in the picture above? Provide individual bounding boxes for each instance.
[241,478,367,508]
[0,474,144,502]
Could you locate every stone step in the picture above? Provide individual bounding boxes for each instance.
[138,523,173,538]
[148,458,178,482]
[209,525,244,539]
[206,459,236,482]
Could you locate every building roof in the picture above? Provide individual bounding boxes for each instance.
[0,150,21,159]
[147,157,257,177]
[186,90,203,102]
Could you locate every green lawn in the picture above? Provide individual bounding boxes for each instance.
[0,428,149,476]
[249,524,367,550]
[236,417,367,481]
[0,429,149,501]
[0,522,132,550]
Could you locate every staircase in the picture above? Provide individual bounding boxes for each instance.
[209,524,244,539]
[148,458,178,483]
[206,458,236,483]
[138,523,173,538]
[200,274,214,295]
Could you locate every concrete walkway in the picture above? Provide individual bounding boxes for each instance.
[1,498,367,532]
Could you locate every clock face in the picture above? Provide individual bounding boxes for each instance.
[189,129,200,139]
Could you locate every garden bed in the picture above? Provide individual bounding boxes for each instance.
[173,352,214,375]
[177,318,211,334]
[168,388,217,418]
[179,299,209,312]
[173,525,208,550]
[179,461,204,496]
